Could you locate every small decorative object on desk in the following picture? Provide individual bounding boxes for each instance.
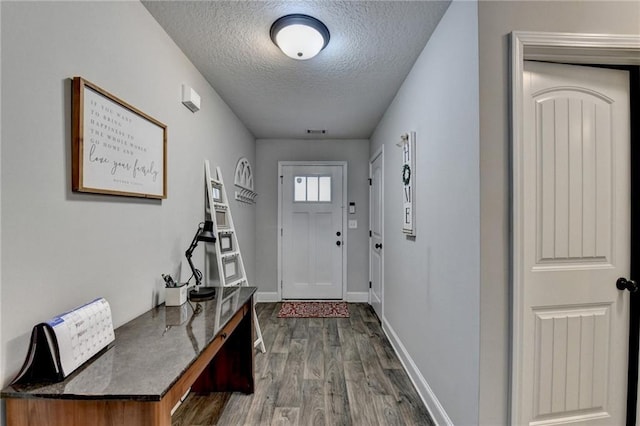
[162,273,177,287]
[11,298,115,385]
[166,284,188,306]
[163,273,188,306]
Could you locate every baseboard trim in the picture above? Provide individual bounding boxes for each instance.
[383,319,453,426]
[257,291,369,303]
[346,291,369,303]
[256,291,279,303]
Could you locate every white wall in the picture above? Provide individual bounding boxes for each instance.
[0,2,255,417]
[369,2,479,424]
[477,2,640,424]
[254,139,370,301]
[0,1,3,418]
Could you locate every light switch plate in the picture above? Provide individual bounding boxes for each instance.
[348,220,358,229]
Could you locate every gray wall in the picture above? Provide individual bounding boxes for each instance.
[0,2,255,414]
[370,2,479,424]
[477,2,640,424]
[255,139,370,299]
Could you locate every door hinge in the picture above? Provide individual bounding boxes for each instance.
[369,281,372,289]
[368,178,372,186]
[281,228,283,236]
[369,230,372,237]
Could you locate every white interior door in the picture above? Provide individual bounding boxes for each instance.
[281,164,345,300]
[369,148,384,320]
[515,61,631,425]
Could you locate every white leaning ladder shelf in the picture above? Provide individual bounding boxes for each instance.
[204,160,265,353]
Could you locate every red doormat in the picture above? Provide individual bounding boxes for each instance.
[277,301,349,318]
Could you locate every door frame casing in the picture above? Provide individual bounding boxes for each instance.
[277,161,348,301]
[510,31,640,424]
[369,145,385,317]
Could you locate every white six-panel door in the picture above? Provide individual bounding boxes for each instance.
[517,61,631,425]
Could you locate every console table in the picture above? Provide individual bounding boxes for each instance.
[1,286,256,426]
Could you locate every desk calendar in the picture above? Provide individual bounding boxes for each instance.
[12,298,115,384]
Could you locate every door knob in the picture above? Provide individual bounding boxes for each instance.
[336,241,342,246]
[375,243,382,249]
[616,277,638,293]
[336,231,341,237]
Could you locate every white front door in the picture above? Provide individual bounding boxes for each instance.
[515,61,631,425]
[369,148,384,320]
[280,163,345,299]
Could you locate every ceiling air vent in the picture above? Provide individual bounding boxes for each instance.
[306,129,326,135]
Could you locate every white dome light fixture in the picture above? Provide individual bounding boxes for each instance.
[270,14,330,60]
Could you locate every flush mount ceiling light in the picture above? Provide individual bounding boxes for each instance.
[270,14,330,60]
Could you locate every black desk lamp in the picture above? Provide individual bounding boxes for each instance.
[185,220,217,301]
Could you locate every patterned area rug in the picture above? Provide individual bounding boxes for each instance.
[277,301,350,318]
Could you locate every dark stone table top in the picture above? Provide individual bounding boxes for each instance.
[1,286,256,401]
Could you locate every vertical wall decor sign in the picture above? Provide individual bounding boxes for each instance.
[400,132,416,236]
[72,77,167,199]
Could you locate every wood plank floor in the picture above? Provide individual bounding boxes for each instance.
[172,303,434,426]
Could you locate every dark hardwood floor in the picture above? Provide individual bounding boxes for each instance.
[172,302,434,426]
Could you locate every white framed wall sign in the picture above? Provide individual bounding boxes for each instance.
[401,132,416,236]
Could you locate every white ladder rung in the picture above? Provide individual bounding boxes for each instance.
[225,278,246,287]
[221,251,239,259]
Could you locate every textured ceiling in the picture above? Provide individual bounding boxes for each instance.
[142,1,451,139]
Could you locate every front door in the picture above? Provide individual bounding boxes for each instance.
[280,163,345,299]
[369,148,384,320]
[515,61,631,425]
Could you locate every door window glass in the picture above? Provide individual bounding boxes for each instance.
[319,176,331,201]
[307,177,319,201]
[294,176,331,202]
